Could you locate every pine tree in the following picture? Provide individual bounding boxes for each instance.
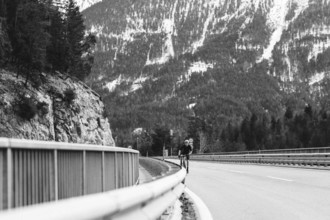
[284,106,293,120]
[65,0,85,79]
[304,104,313,118]
[8,1,50,85]
[47,6,68,72]
[0,0,11,66]
[62,0,96,80]
[151,125,171,156]
[80,32,96,77]
[248,113,258,150]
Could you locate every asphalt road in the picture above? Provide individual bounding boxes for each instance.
[178,160,330,220]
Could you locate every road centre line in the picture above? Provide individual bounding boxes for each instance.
[267,176,293,182]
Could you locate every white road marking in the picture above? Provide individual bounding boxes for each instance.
[228,170,249,174]
[267,176,293,182]
[214,167,251,174]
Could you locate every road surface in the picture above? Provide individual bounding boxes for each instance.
[176,160,330,220]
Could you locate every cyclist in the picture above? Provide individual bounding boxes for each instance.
[178,139,193,173]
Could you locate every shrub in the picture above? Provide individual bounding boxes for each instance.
[30,73,42,89]
[76,124,82,137]
[37,101,49,116]
[31,73,48,89]
[47,86,63,98]
[102,107,109,118]
[13,96,37,121]
[63,88,76,105]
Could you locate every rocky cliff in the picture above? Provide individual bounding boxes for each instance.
[0,69,115,146]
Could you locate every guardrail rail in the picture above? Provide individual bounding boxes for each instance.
[201,146,330,155]
[189,153,330,167]
[166,146,330,168]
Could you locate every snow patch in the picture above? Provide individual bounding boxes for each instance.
[304,25,330,61]
[188,61,214,74]
[130,76,149,92]
[218,0,256,35]
[75,0,102,11]
[260,0,291,61]
[308,38,330,61]
[192,0,222,53]
[90,24,104,37]
[309,72,325,86]
[145,19,175,65]
[146,0,178,66]
[177,61,214,84]
[103,74,149,94]
[133,128,143,135]
[260,0,309,61]
[188,103,196,109]
[183,1,192,21]
[98,75,104,81]
[104,75,124,92]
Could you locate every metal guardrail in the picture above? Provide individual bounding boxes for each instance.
[0,166,186,220]
[200,146,330,155]
[0,138,139,211]
[190,153,330,167]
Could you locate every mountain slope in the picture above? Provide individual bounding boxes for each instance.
[82,0,330,148]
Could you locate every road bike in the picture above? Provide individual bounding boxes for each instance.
[179,154,189,173]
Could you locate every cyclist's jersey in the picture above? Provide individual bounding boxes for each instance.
[179,144,192,155]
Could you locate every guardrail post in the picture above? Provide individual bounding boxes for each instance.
[54,149,58,201]
[102,151,105,192]
[115,152,118,189]
[122,153,125,187]
[129,154,132,185]
[83,150,86,195]
[7,148,13,209]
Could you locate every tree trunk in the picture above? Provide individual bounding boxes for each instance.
[24,66,30,86]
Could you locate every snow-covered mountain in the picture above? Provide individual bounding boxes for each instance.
[81,0,330,145]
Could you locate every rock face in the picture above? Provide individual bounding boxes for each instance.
[0,69,115,146]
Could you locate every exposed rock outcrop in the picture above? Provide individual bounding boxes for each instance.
[0,69,115,146]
